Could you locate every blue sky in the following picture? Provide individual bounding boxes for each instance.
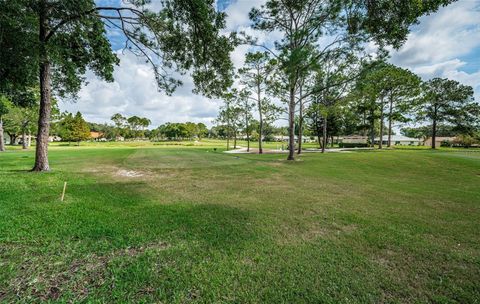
[61,0,480,128]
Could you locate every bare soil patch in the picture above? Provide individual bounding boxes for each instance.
[116,169,144,178]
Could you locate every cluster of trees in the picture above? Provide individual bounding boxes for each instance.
[215,86,282,151]
[1,0,234,171]
[210,0,480,156]
[150,122,208,141]
[1,0,477,170]
[0,88,60,151]
[110,114,151,140]
[57,112,90,145]
[0,96,37,150]
[342,64,478,149]
[217,5,480,153]
[217,57,479,152]
[221,0,464,160]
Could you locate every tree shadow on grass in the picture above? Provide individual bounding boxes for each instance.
[0,180,259,302]
[1,169,32,173]
[11,179,259,252]
[139,202,258,250]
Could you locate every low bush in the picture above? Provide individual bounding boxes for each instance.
[339,142,369,148]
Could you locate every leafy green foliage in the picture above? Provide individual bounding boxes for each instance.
[347,61,423,146]
[151,122,209,140]
[0,95,12,118]
[401,125,459,139]
[356,0,455,48]
[1,0,235,98]
[1,0,236,170]
[248,0,452,158]
[2,90,59,143]
[418,78,478,140]
[0,2,38,94]
[127,116,151,139]
[58,112,91,143]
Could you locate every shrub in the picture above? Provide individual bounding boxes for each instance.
[440,140,452,147]
[452,135,479,148]
[339,143,369,148]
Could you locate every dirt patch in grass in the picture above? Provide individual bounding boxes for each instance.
[3,241,169,302]
[116,169,145,178]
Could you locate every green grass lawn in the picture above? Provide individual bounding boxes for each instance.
[1,143,479,303]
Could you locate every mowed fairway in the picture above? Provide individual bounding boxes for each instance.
[0,144,479,303]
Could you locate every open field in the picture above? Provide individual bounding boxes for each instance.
[1,142,479,303]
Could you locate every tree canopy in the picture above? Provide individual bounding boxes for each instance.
[1,0,235,171]
[58,112,91,144]
[418,78,477,148]
[248,0,454,159]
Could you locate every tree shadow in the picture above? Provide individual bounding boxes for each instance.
[2,169,32,173]
[17,180,260,252]
[0,179,260,302]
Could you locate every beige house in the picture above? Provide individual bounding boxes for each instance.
[424,136,457,147]
[90,131,105,140]
[341,136,368,144]
[374,135,422,146]
[273,135,316,143]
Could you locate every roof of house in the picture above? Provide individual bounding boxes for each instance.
[90,131,104,139]
[427,136,457,141]
[342,135,368,139]
[375,135,422,142]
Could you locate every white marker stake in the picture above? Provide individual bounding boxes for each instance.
[61,182,67,202]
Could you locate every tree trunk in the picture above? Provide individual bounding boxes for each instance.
[362,111,367,137]
[32,8,51,171]
[8,133,17,145]
[257,83,263,154]
[322,114,327,153]
[315,112,322,149]
[28,131,32,147]
[0,118,5,152]
[287,88,296,161]
[226,109,230,151]
[431,105,438,149]
[246,113,250,152]
[370,108,375,147]
[22,131,28,149]
[379,99,384,150]
[431,120,437,149]
[234,131,237,149]
[297,98,303,155]
[387,96,393,148]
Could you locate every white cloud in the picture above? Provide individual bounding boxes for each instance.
[390,1,480,66]
[60,53,222,127]
[389,0,480,102]
[412,59,466,79]
[411,59,480,102]
[224,0,266,31]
